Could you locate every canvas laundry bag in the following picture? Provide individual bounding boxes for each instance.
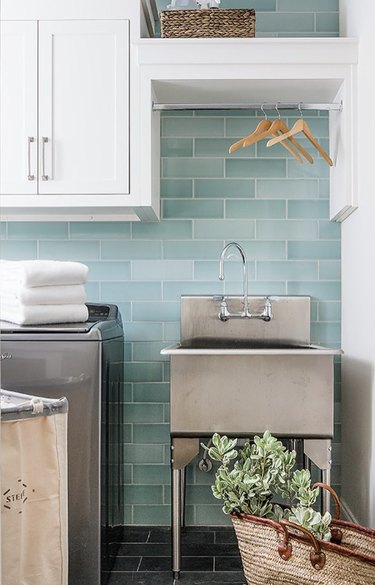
[1,391,68,585]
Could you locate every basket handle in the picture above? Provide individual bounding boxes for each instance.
[312,482,343,544]
[279,519,326,571]
[312,482,341,520]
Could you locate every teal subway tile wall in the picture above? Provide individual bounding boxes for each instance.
[0,109,342,525]
[0,3,340,526]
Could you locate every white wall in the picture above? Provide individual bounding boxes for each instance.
[340,0,375,527]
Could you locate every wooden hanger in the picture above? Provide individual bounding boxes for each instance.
[229,107,310,164]
[267,112,333,167]
[268,118,314,164]
[229,118,271,154]
[244,117,314,164]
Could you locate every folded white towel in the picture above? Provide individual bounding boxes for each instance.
[0,303,89,326]
[1,284,87,306]
[0,260,88,288]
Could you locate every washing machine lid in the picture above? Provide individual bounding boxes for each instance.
[0,322,93,333]
[0,303,121,336]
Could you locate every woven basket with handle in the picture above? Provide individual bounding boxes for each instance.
[231,483,375,585]
[160,8,256,38]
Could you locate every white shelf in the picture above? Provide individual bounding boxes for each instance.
[137,37,358,66]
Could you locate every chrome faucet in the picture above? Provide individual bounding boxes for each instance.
[219,242,249,316]
[217,242,273,322]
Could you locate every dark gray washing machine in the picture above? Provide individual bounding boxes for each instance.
[0,303,124,585]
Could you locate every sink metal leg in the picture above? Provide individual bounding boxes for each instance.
[181,467,186,527]
[303,439,333,515]
[289,438,297,452]
[321,468,332,515]
[304,454,312,474]
[171,437,200,581]
[172,468,182,580]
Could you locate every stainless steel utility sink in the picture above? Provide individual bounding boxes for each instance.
[161,295,341,438]
[162,294,342,581]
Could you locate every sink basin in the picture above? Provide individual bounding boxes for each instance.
[162,295,342,438]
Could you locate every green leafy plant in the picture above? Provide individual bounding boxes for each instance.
[202,431,332,541]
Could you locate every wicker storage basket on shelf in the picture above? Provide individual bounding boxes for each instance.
[231,513,375,585]
[160,8,256,38]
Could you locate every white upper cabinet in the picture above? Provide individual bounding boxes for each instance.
[0,22,38,195]
[1,20,129,197]
[0,0,158,221]
[38,20,129,195]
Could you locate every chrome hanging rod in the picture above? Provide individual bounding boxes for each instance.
[152,102,343,112]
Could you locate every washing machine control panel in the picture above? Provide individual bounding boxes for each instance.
[87,303,117,322]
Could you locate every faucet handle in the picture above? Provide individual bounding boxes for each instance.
[262,296,273,321]
[213,296,230,322]
[213,295,226,301]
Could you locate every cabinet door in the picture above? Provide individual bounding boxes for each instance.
[38,20,129,195]
[0,21,38,195]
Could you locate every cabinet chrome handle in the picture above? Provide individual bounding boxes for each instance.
[27,137,35,181]
[41,136,49,181]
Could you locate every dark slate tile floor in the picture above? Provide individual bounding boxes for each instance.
[105,526,246,585]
